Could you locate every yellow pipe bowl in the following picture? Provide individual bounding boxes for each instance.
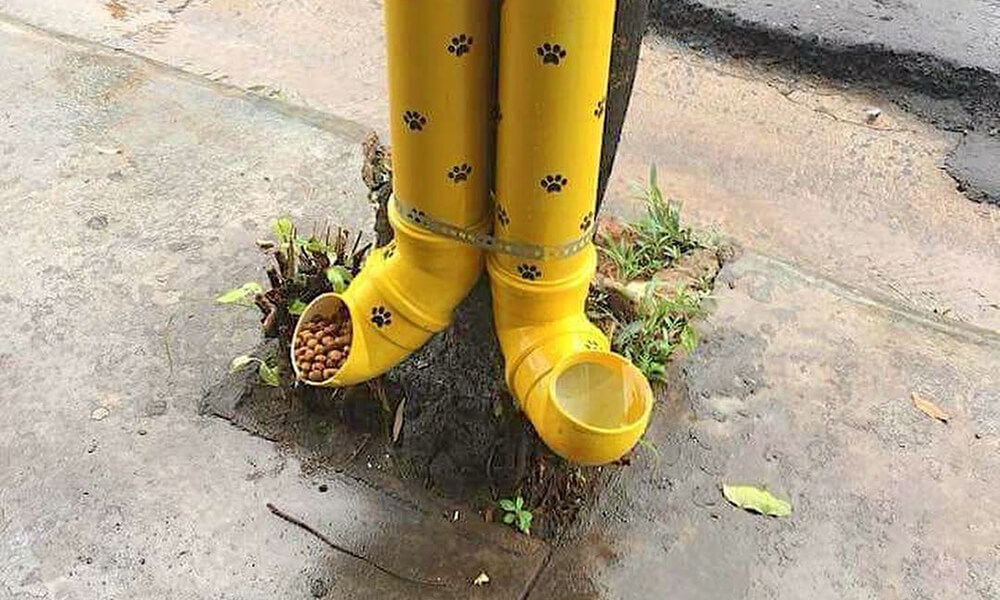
[292,201,485,387]
[488,250,654,465]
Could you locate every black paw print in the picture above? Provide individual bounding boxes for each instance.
[371,306,392,328]
[406,207,427,223]
[517,264,542,281]
[447,34,473,56]
[541,174,568,193]
[579,211,594,232]
[447,163,472,183]
[403,110,427,131]
[585,339,601,351]
[537,43,567,65]
[383,242,396,259]
[594,97,606,118]
[497,205,510,227]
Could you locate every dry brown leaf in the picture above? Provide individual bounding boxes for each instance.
[912,391,949,423]
[391,396,406,443]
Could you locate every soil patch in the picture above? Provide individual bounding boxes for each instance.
[203,281,611,539]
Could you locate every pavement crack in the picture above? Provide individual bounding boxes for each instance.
[518,546,554,600]
[752,251,1000,347]
[267,502,449,588]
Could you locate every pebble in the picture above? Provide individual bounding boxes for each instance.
[90,407,110,421]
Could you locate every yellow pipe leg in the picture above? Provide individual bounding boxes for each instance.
[294,0,494,386]
[490,0,654,465]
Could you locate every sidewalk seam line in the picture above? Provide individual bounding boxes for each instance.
[0,11,372,143]
[518,546,554,600]
[748,249,1000,347]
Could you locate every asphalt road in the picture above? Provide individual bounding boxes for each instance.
[650,0,1000,203]
[655,0,1000,73]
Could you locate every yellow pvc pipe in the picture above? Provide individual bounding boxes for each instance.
[489,0,654,465]
[294,0,493,386]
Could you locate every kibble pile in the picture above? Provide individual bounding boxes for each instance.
[294,308,352,382]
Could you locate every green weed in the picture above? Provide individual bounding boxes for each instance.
[594,164,715,381]
[498,496,533,536]
[614,286,706,382]
[599,164,706,281]
[229,354,280,387]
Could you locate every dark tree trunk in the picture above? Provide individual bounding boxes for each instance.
[597,0,650,215]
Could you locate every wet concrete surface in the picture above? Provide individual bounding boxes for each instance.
[0,21,545,599]
[946,132,1000,205]
[532,251,1000,599]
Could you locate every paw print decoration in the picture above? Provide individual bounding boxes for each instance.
[447,163,472,183]
[537,43,567,65]
[517,264,542,281]
[406,207,427,223]
[584,339,601,351]
[447,34,473,56]
[579,211,594,232]
[541,174,568,193]
[371,306,392,328]
[594,97,606,118]
[497,205,510,227]
[403,110,427,131]
[383,242,396,259]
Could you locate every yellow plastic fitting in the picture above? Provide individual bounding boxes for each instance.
[295,204,486,386]
[490,0,654,465]
[293,0,494,386]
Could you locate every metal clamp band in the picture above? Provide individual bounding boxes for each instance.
[393,195,596,260]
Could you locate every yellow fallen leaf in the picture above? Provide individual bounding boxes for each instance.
[472,572,490,586]
[912,391,949,423]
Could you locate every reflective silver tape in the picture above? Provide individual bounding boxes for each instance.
[393,195,595,260]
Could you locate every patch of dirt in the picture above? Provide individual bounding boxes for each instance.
[201,137,726,541]
[105,0,128,20]
[202,281,609,540]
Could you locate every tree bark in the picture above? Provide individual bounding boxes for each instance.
[597,0,650,215]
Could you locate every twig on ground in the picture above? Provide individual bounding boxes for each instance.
[162,315,175,376]
[334,434,371,472]
[266,502,446,587]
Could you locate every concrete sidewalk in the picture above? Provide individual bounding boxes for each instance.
[1,3,999,599]
[0,21,545,600]
[4,0,996,329]
[534,251,1000,598]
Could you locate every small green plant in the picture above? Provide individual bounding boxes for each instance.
[216,282,263,306]
[229,354,280,387]
[498,496,533,535]
[599,164,707,281]
[615,285,706,382]
[217,217,370,345]
[591,165,716,382]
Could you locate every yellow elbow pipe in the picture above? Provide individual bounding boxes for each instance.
[490,0,653,465]
[293,0,493,386]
